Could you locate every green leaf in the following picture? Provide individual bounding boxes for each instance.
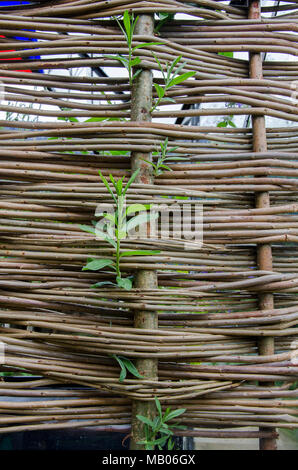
[85,117,108,123]
[168,71,196,87]
[91,281,117,288]
[114,14,127,41]
[159,164,172,171]
[132,15,139,39]
[109,173,118,192]
[155,13,175,33]
[166,156,186,160]
[152,415,161,432]
[58,116,78,122]
[79,224,95,235]
[152,435,169,446]
[164,408,186,422]
[138,440,153,447]
[168,438,175,450]
[103,213,116,224]
[154,83,165,99]
[122,358,144,379]
[167,55,182,79]
[218,51,233,58]
[141,158,157,170]
[82,258,115,271]
[116,276,132,290]
[123,169,140,195]
[217,121,227,128]
[130,56,141,67]
[107,223,115,239]
[152,52,165,80]
[158,12,171,20]
[161,426,174,436]
[171,424,187,430]
[123,10,131,39]
[136,415,155,428]
[132,69,142,81]
[94,230,117,249]
[155,397,162,419]
[161,97,176,103]
[172,61,187,78]
[106,54,129,69]
[120,250,160,258]
[112,354,127,382]
[98,171,117,203]
[133,42,162,51]
[160,137,168,151]
[115,228,126,240]
[117,176,125,195]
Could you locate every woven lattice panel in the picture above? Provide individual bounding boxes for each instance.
[0,0,297,443]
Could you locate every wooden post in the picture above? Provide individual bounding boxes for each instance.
[129,14,158,450]
[248,0,277,451]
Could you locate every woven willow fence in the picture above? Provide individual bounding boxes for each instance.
[0,0,297,451]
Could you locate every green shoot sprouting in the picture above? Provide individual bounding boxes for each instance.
[112,355,144,382]
[151,55,196,112]
[142,137,186,176]
[107,10,161,86]
[154,12,175,34]
[80,169,160,290]
[137,397,186,450]
[217,116,237,128]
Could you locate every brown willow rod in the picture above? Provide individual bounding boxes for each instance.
[249,0,277,451]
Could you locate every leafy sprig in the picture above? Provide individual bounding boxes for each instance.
[142,137,186,176]
[137,397,186,450]
[151,55,196,112]
[154,12,175,34]
[217,116,237,128]
[107,10,161,86]
[112,355,143,382]
[106,11,195,107]
[80,169,160,290]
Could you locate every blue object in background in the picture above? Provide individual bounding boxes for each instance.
[0,1,30,5]
[0,1,43,72]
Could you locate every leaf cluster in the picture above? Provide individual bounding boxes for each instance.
[107,11,161,86]
[80,169,159,290]
[151,55,196,112]
[112,355,143,382]
[137,397,186,450]
[142,137,187,176]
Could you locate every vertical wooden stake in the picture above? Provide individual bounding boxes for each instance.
[249,0,277,451]
[129,14,158,450]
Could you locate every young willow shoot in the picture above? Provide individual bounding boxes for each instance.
[80,169,160,290]
[142,137,187,176]
[217,116,237,128]
[151,55,196,112]
[108,10,161,86]
[154,12,175,33]
[137,397,186,450]
[112,355,144,383]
